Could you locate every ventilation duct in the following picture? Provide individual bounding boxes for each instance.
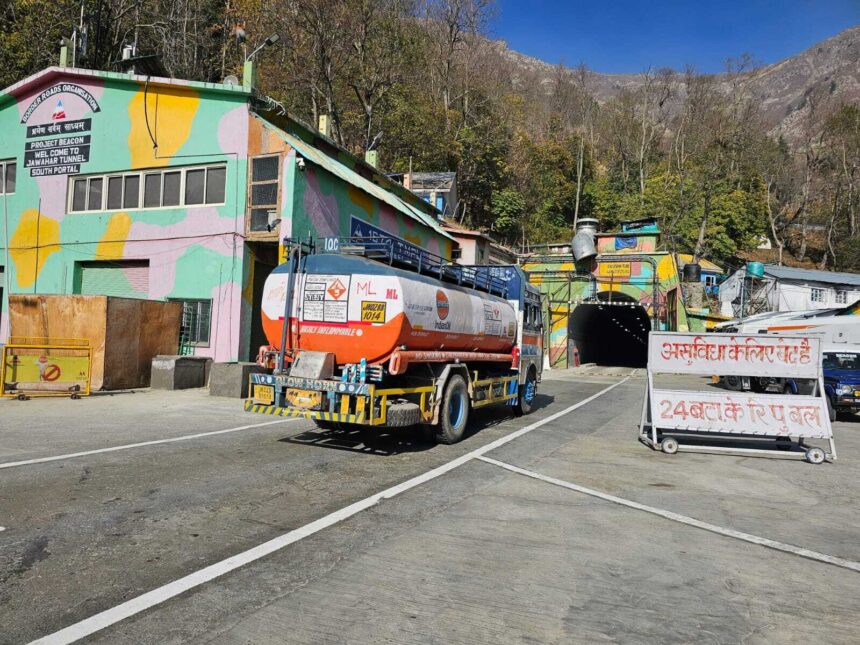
[571,218,599,262]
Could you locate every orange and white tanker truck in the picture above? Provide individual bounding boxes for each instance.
[245,236,543,443]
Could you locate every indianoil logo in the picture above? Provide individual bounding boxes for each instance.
[435,290,449,320]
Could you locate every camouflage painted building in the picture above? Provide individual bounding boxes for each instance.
[0,66,454,361]
[522,223,689,369]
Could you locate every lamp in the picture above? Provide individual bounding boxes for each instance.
[245,33,280,62]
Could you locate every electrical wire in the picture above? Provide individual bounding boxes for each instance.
[6,230,246,253]
[143,75,158,153]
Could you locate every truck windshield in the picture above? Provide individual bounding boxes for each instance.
[823,352,860,370]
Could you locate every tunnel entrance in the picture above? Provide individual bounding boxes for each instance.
[569,292,651,367]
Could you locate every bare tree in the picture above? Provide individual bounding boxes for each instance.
[422,0,492,131]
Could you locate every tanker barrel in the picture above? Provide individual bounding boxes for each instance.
[260,252,520,366]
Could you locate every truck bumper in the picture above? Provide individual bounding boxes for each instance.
[834,396,860,410]
[243,399,367,423]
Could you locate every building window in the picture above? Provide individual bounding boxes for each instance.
[836,290,848,305]
[172,299,212,347]
[0,160,16,194]
[811,288,825,303]
[249,155,280,232]
[68,164,227,213]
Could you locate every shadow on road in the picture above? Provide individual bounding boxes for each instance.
[279,393,555,456]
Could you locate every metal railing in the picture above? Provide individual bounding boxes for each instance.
[299,235,510,298]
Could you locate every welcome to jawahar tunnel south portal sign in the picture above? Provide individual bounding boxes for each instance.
[639,332,837,463]
[20,83,101,177]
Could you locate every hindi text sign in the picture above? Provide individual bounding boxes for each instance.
[648,332,821,379]
[597,261,631,278]
[653,389,831,439]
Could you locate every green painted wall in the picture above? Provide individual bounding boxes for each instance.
[0,69,251,360]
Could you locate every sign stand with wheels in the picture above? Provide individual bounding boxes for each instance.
[639,332,836,464]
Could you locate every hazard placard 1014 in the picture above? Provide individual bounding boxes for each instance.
[360,301,386,323]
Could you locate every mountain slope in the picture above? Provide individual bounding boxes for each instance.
[495,25,860,140]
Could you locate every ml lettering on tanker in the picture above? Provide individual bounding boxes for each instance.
[245,235,544,444]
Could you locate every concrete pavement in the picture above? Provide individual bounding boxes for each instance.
[2,372,859,644]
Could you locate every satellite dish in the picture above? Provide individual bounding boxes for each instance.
[223,75,239,86]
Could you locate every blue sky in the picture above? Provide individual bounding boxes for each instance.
[492,0,860,74]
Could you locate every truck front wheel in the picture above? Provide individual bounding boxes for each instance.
[437,374,470,444]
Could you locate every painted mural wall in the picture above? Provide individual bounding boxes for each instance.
[0,70,250,361]
[524,237,689,368]
[288,163,452,259]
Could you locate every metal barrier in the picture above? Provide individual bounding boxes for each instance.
[1,337,92,399]
[639,332,836,464]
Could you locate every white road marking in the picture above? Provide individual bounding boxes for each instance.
[477,455,860,574]
[0,419,299,471]
[28,378,630,645]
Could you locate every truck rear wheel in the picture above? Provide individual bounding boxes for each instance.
[436,374,470,444]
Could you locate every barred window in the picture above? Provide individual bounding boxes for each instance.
[171,299,212,347]
[811,288,825,303]
[1,160,17,194]
[249,155,280,232]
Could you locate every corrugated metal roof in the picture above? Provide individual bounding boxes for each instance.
[260,118,454,243]
[764,264,860,287]
[411,172,456,190]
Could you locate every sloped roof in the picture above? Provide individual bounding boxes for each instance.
[764,264,860,287]
[676,254,724,274]
[257,116,454,242]
[0,66,248,110]
[411,172,456,190]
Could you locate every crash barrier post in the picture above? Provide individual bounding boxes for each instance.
[639,332,836,464]
[1,337,92,399]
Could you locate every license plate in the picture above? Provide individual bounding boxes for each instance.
[253,384,274,405]
[286,388,322,409]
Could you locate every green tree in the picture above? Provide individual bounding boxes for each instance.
[489,188,525,243]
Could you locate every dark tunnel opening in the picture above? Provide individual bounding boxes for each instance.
[569,294,651,367]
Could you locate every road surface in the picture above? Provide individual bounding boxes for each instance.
[1,372,858,644]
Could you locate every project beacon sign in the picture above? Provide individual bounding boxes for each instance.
[20,83,101,177]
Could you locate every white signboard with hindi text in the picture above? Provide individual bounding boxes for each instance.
[648,332,820,379]
[653,390,832,439]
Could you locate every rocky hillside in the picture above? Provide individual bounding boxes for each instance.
[496,25,860,141]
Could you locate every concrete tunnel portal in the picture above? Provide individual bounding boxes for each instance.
[569,293,651,368]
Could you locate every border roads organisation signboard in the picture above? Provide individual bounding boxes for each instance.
[640,332,836,463]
